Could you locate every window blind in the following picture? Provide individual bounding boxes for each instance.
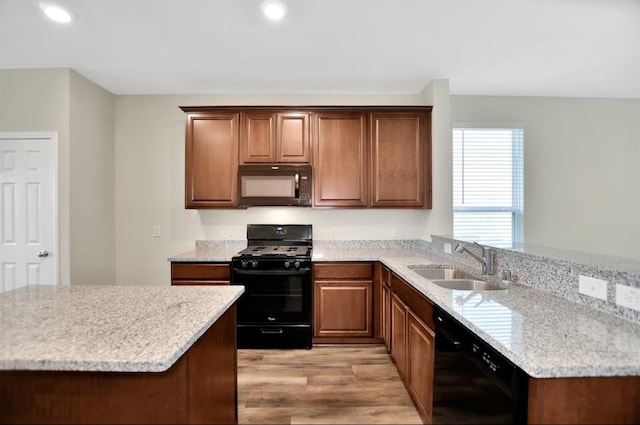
[453,127,524,248]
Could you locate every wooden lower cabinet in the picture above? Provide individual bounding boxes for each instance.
[381,281,391,351]
[313,262,378,343]
[528,376,640,424]
[390,292,408,378]
[406,309,435,423]
[171,263,230,285]
[388,274,435,423]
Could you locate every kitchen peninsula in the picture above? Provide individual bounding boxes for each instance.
[171,238,640,423]
[0,284,243,424]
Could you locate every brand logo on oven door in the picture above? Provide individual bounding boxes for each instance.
[274,226,286,234]
[267,316,277,321]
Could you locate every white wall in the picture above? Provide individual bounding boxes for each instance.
[451,95,640,259]
[114,90,451,285]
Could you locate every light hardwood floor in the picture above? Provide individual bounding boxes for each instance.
[237,344,423,424]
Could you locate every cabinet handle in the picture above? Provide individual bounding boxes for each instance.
[294,173,300,199]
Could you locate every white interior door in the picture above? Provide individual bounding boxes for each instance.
[0,133,57,292]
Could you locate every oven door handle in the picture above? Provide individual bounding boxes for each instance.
[232,268,310,276]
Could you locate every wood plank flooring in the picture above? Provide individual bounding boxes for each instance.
[237,344,423,424]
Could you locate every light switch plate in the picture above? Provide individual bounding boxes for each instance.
[152,225,161,238]
[444,243,452,254]
[578,275,607,301]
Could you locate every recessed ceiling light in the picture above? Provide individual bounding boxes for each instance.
[39,2,73,24]
[261,0,287,21]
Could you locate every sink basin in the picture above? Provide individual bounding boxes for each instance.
[430,279,506,291]
[411,268,477,280]
[409,265,507,291]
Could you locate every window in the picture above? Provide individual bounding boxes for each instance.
[452,126,524,248]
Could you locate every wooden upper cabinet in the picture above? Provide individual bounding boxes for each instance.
[181,106,431,209]
[277,112,310,163]
[370,111,431,208]
[184,111,239,208]
[240,111,310,164]
[313,112,367,207]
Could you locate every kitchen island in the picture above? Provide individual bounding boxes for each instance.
[0,284,243,424]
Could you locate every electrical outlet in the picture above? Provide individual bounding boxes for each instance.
[392,229,403,237]
[444,243,452,254]
[220,229,231,238]
[578,275,607,301]
[321,230,333,238]
[616,284,640,311]
[153,225,161,238]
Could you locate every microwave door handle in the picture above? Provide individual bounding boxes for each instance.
[294,173,300,199]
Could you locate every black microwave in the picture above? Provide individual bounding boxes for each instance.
[238,164,312,207]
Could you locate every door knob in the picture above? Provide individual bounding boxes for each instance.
[37,251,49,258]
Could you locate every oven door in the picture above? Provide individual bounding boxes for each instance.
[231,266,312,325]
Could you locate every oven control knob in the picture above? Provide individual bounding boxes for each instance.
[241,260,249,268]
[294,261,301,269]
[284,261,291,269]
[251,260,258,269]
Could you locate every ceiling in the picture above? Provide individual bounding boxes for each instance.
[1,0,639,98]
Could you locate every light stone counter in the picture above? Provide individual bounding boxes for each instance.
[381,256,640,379]
[169,242,640,379]
[0,284,244,372]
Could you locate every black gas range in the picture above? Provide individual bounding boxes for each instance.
[231,224,313,349]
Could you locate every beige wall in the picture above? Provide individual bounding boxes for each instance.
[69,70,116,284]
[0,69,71,284]
[114,90,449,285]
[421,79,452,242]
[0,68,116,285]
[451,95,640,258]
[11,67,635,284]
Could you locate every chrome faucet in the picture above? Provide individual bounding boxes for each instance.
[455,242,494,275]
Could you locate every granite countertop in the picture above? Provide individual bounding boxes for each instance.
[0,284,244,372]
[381,256,640,379]
[169,244,640,379]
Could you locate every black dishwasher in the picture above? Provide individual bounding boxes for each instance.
[432,306,528,424]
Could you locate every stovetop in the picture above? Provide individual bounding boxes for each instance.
[235,245,310,258]
[233,224,313,261]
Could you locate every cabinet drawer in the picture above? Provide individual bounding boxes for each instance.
[314,262,373,279]
[171,263,230,280]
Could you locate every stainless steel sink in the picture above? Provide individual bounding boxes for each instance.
[430,279,506,291]
[409,266,507,291]
[411,267,477,280]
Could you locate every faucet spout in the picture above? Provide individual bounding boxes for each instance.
[454,242,494,275]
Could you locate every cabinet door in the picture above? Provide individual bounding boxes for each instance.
[381,283,391,352]
[240,112,276,163]
[277,112,310,163]
[314,281,372,338]
[185,113,239,208]
[313,112,367,207]
[407,309,435,422]
[380,264,392,351]
[390,292,408,379]
[370,111,430,207]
